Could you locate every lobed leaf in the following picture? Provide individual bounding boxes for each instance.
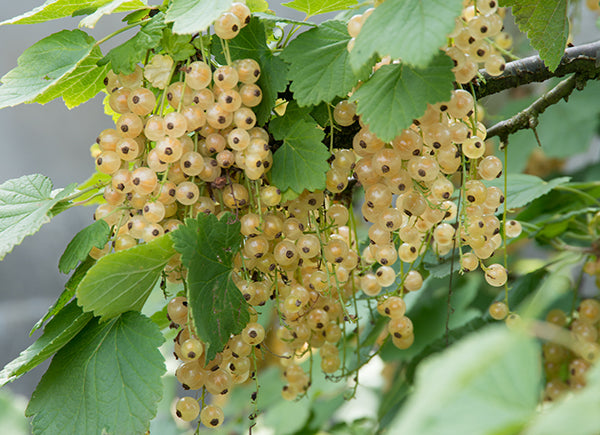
[0,30,96,109]
[34,46,110,109]
[26,312,165,435]
[389,326,542,435]
[31,257,96,334]
[99,12,166,74]
[79,0,148,28]
[484,174,571,213]
[58,220,110,274]
[270,118,329,194]
[213,18,289,125]
[76,234,175,321]
[0,174,76,261]
[350,54,454,142]
[0,301,93,388]
[166,0,234,34]
[500,0,568,72]
[282,0,358,17]
[170,213,250,362]
[350,0,463,71]
[0,0,113,25]
[281,20,370,107]
[523,362,600,435]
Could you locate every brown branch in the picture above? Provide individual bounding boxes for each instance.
[486,74,584,144]
[473,40,600,99]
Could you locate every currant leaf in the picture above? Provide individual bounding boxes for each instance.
[76,234,175,321]
[58,220,110,274]
[31,257,96,334]
[0,174,76,261]
[0,30,96,109]
[0,1,114,25]
[389,327,541,434]
[213,18,289,125]
[166,0,234,34]
[99,12,166,74]
[281,20,370,107]
[484,175,571,213]
[79,0,148,29]
[35,46,110,109]
[350,0,463,71]
[170,213,250,362]
[350,54,454,142]
[26,312,165,435]
[282,0,358,17]
[270,118,329,194]
[500,0,568,72]
[0,300,93,388]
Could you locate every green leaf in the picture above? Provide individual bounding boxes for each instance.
[170,213,250,362]
[500,0,568,71]
[350,0,463,71]
[26,312,165,435]
[35,46,109,109]
[31,257,96,334]
[161,28,196,61]
[76,235,175,320]
[0,174,75,261]
[253,12,316,27]
[0,30,96,109]
[58,220,110,274]
[282,0,358,17]
[281,20,369,107]
[166,0,234,34]
[100,12,166,74]
[270,118,329,194]
[213,18,289,125]
[523,362,600,435]
[484,174,571,213]
[247,0,270,12]
[350,55,454,142]
[79,0,148,28]
[389,327,541,435]
[0,0,113,25]
[0,301,92,388]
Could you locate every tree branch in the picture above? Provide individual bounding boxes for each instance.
[473,40,600,99]
[486,74,584,144]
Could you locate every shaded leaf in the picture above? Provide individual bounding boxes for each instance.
[0,301,92,388]
[166,0,233,34]
[350,55,454,142]
[170,213,249,362]
[389,327,541,435]
[484,174,571,213]
[58,220,110,274]
[350,0,463,70]
[0,0,112,25]
[26,312,165,435]
[76,235,175,320]
[79,0,148,28]
[281,20,370,107]
[35,46,109,109]
[500,0,568,71]
[31,257,96,334]
[213,18,289,125]
[0,174,76,261]
[282,0,358,17]
[0,30,96,109]
[100,12,166,74]
[270,119,329,194]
